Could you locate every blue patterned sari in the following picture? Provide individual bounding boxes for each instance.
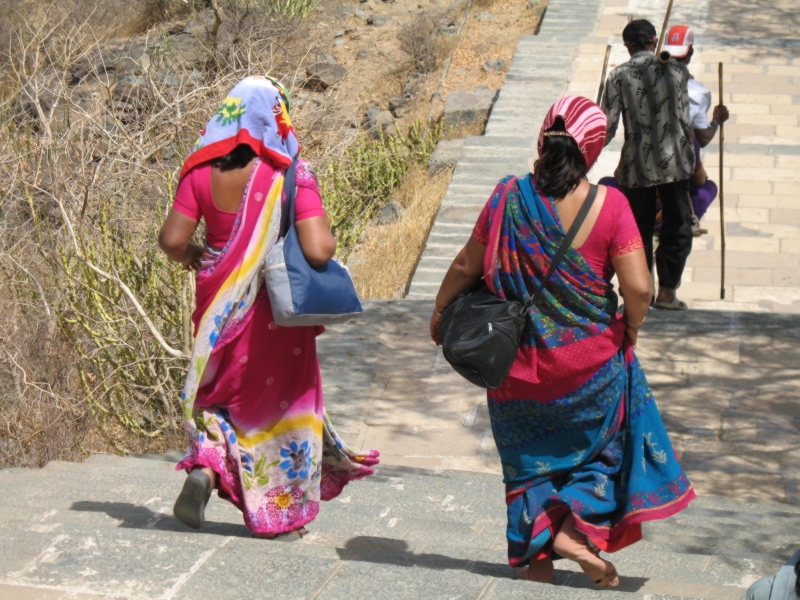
[483,175,695,567]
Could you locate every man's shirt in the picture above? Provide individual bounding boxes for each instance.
[688,78,712,130]
[603,51,695,188]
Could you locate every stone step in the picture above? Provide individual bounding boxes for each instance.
[0,458,776,600]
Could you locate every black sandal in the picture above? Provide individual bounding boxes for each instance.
[173,469,212,530]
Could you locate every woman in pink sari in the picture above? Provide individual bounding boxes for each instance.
[158,76,378,539]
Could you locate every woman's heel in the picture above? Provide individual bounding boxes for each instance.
[173,469,212,530]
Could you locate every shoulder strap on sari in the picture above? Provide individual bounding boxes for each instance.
[517,176,598,311]
[279,159,298,238]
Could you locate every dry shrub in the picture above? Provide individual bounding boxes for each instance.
[0,0,446,465]
[350,165,452,298]
[397,14,456,74]
[129,0,194,36]
[0,5,356,466]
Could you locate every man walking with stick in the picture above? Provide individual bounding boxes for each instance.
[602,20,695,310]
[663,24,730,235]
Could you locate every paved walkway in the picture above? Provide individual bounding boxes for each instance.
[396,0,800,504]
[411,0,800,313]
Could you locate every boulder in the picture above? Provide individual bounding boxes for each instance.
[428,138,464,174]
[474,12,493,20]
[305,57,348,89]
[378,200,406,225]
[356,50,370,60]
[443,87,497,132]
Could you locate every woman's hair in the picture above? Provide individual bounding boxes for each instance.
[795,561,800,595]
[533,118,587,198]
[212,144,257,171]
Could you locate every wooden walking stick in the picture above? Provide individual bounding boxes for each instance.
[597,44,611,105]
[656,0,676,62]
[718,62,726,300]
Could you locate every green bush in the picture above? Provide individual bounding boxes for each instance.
[320,119,444,260]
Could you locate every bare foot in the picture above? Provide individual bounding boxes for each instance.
[254,526,307,540]
[553,513,619,589]
[516,557,554,583]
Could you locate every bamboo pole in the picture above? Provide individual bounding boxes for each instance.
[718,62,726,300]
[597,44,612,105]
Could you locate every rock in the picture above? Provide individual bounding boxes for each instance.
[438,27,458,36]
[307,50,338,66]
[428,138,465,174]
[354,10,368,18]
[365,107,395,137]
[356,50,370,60]
[334,30,345,37]
[368,15,391,26]
[482,58,506,72]
[389,94,413,117]
[334,39,346,46]
[305,58,348,89]
[474,12,493,20]
[443,87,498,132]
[378,200,406,225]
[473,42,490,56]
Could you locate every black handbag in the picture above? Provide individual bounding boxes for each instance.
[438,181,598,389]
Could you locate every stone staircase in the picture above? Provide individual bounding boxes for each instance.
[408,0,605,299]
[0,452,795,599]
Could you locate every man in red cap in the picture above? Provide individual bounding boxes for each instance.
[664,24,730,235]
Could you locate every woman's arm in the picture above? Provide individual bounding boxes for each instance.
[611,248,651,348]
[158,209,204,270]
[430,236,487,345]
[295,216,336,268]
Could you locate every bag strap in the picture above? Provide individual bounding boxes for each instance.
[518,177,598,311]
[279,159,299,238]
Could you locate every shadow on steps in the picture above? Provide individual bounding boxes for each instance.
[70,500,252,538]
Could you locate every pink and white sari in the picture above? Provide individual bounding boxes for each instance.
[175,77,378,535]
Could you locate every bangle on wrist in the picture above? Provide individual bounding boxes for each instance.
[626,315,646,327]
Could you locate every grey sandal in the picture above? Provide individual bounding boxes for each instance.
[652,297,688,311]
[173,470,212,530]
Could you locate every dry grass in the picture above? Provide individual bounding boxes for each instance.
[397,14,458,74]
[350,165,452,298]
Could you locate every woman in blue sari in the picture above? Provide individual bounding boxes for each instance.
[430,96,695,587]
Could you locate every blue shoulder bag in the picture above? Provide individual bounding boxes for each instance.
[264,160,363,326]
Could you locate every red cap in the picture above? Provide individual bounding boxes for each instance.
[663,24,694,59]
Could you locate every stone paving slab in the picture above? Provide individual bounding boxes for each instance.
[2,459,790,600]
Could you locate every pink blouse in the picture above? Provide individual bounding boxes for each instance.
[472,185,643,281]
[173,160,326,247]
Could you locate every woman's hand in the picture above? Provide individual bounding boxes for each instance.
[430,308,443,345]
[625,321,640,349]
[182,243,206,271]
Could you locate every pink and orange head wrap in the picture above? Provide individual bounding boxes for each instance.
[537,95,607,171]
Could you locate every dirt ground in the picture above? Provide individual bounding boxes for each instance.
[297,0,546,136]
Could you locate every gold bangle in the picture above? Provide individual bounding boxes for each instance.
[626,315,646,327]
[434,307,443,316]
